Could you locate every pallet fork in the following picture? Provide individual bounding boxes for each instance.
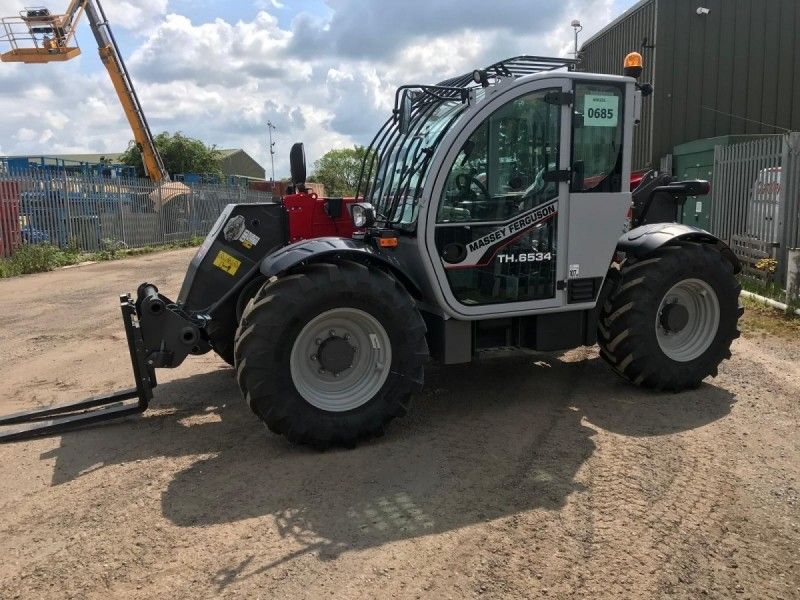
[0,295,157,442]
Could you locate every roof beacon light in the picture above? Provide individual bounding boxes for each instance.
[623,52,643,79]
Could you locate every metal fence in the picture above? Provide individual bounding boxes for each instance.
[711,133,800,291]
[0,168,273,257]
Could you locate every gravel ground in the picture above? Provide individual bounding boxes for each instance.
[0,248,798,600]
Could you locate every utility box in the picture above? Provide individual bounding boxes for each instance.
[672,135,772,232]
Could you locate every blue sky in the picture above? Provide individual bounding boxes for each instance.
[0,0,640,176]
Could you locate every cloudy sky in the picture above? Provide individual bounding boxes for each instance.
[0,0,638,177]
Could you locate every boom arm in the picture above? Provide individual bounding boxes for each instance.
[83,0,168,181]
[0,0,168,182]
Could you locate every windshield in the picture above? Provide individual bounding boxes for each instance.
[355,56,577,228]
[363,99,465,225]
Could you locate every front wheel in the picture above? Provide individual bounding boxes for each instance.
[234,261,428,448]
[598,242,742,391]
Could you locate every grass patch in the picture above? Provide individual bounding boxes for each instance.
[740,295,800,340]
[0,236,203,279]
[740,277,800,312]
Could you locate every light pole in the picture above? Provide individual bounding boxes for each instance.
[267,120,276,191]
[571,19,583,59]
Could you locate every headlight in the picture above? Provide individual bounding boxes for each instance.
[349,202,376,229]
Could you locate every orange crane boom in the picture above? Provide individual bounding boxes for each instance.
[1,0,169,182]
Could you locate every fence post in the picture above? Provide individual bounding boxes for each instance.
[157,183,165,244]
[787,248,800,303]
[777,133,799,287]
[62,168,73,250]
[117,178,126,246]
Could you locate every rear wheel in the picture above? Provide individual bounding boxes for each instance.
[234,261,428,448]
[598,243,742,391]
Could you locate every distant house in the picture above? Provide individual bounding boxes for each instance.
[23,148,267,179]
[218,149,266,179]
[29,153,125,164]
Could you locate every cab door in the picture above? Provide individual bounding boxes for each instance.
[422,79,572,318]
[565,81,632,300]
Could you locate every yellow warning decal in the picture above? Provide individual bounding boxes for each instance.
[213,250,241,276]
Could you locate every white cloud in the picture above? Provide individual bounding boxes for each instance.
[255,0,285,8]
[0,0,168,32]
[101,0,169,32]
[14,127,37,143]
[0,0,632,176]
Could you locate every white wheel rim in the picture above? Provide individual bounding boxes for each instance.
[655,278,720,362]
[289,308,392,412]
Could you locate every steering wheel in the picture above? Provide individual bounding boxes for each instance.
[455,172,491,201]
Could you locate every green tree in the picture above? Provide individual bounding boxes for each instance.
[308,145,369,197]
[119,131,223,178]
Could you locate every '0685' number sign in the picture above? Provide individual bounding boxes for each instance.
[584,94,619,127]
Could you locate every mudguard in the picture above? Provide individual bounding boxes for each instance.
[260,236,424,298]
[617,223,741,274]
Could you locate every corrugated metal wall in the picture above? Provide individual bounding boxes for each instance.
[579,0,656,170]
[654,0,800,165]
[581,0,800,170]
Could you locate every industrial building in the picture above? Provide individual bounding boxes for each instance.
[580,0,800,170]
[218,149,266,180]
[3,148,266,180]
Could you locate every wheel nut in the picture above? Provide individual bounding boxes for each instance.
[318,368,326,374]
[329,329,336,336]
[310,354,317,361]
[344,334,350,341]
[315,338,322,345]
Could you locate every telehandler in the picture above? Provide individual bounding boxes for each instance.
[0,53,741,447]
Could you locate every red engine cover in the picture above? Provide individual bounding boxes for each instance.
[283,192,358,243]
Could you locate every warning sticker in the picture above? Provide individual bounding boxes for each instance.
[240,229,260,249]
[213,250,241,276]
[584,94,619,127]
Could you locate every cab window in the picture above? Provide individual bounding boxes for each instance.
[437,88,561,223]
[571,83,624,193]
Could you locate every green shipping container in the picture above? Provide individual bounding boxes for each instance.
[672,135,770,232]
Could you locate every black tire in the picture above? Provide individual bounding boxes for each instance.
[598,242,742,391]
[234,261,428,448]
[207,304,236,366]
[207,277,266,367]
[209,333,236,366]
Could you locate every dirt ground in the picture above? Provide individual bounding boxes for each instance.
[0,249,798,600]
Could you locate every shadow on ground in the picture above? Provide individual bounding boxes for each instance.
[40,353,735,571]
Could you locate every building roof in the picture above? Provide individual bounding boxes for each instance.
[33,149,249,162]
[580,0,653,50]
[10,153,126,165]
[11,148,266,178]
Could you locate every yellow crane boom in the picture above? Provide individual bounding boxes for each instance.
[1,0,169,183]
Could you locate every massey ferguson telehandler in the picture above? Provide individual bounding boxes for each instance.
[0,53,742,447]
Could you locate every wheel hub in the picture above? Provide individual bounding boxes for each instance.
[290,308,392,412]
[317,335,356,375]
[655,278,720,362]
[659,302,690,333]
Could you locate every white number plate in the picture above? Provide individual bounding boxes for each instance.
[584,94,619,127]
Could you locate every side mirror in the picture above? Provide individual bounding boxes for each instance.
[290,142,306,187]
[349,202,376,229]
[398,91,413,135]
